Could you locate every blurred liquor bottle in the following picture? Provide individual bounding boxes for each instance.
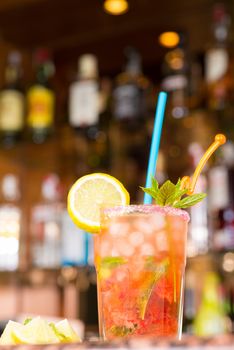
[96,77,112,171]
[69,54,110,172]
[87,233,94,266]
[183,266,197,334]
[188,53,205,110]
[186,143,209,257]
[0,174,22,271]
[224,269,234,333]
[27,48,55,144]
[163,36,219,181]
[30,173,64,268]
[205,3,233,111]
[69,54,99,132]
[161,35,189,119]
[193,271,228,336]
[112,47,150,200]
[61,210,88,266]
[209,141,234,252]
[113,47,150,124]
[161,35,191,181]
[0,51,24,148]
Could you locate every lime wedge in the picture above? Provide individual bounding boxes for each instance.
[50,319,80,343]
[0,320,23,345]
[12,317,59,344]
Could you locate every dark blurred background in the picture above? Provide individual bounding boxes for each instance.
[0,0,233,340]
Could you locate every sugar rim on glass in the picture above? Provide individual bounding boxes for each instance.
[103,204,190,222]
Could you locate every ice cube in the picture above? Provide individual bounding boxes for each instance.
[116,269,128,282]
[149,213,165,231]
[140,243,155,255]
[111,248,119,257]
[109,221,129,236]
[133,219,153,235]
[100,241,111,257]
[118,240,135,256]
[129,231,144,246]
[155,231,168,251]
[169,217,185,230]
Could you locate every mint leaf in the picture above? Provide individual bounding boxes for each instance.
[145,257,169,272]
[98,257,127,281]
[100,256,127,269]
[138,258,169,320]
[140,187,157,199]
[157,180,175,206]
[165,179,187,206]
[140,177,159,202]
[140,177,206,209]
[175,178,182,190]
[23,318,32,325]
[174,193,207,208]
[110,325,137,337]
[166,188,187,206]
[151,176,159,192]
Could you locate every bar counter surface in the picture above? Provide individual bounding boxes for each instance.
[0,335,234,350]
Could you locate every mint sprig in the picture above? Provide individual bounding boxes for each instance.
[141,177,206,208]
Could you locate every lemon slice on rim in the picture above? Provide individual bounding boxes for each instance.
[67,173,130,233]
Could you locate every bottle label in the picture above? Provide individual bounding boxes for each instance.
[31,203,63,268]
[69,80,99,127]
[205,48,228,83]
[114,84,142,120]
[27,85,54,128]
[209,166,229,210]
[161,75,188,91]
[0,205,21,270]
[61,211,87,266]
[0,90,24,131]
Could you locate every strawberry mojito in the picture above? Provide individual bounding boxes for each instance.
[94,204,189,340]
[67,135,225,341]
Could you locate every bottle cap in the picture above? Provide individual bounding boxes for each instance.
[2,174,20,201]
[34,48,51,64]
[213,3,227,22]
[212,3,231,43]
[78,54,98,79]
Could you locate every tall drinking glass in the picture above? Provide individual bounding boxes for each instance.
[94,205,189,340]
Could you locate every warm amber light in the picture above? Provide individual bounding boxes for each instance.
[104,0,129,15]
[165,49,184,70]
[159,32,180,48]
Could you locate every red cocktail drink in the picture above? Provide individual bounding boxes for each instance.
[94,205,189,340]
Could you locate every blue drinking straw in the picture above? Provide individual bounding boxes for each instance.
[144,91,167,204]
